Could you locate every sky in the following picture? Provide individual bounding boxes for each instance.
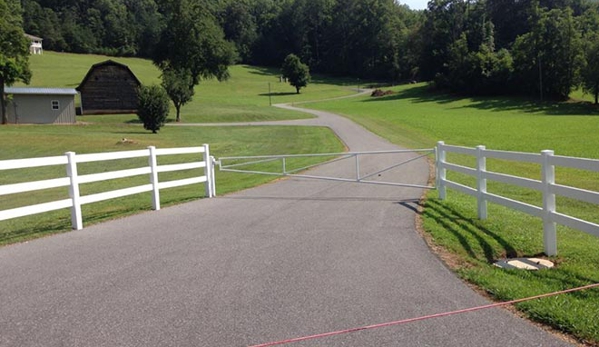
[399,0,429,10]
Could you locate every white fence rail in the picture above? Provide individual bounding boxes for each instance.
[436,141,599,256]
[0,145,215,230]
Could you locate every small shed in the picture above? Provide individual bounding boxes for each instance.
[77,60,142,115]
[4,87,78,124]
[25,34,43,55]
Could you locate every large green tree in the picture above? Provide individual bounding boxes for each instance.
[0,0,32,125]
[513,6,583,100]
[419,0,468,81]
[153,0,236,86]
[22,0,163,56]
[219,0,258,62]
[581,32,599,104]
[281,53,311,94]
[161,68,194,122]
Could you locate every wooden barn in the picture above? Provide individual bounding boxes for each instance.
[77,60,141,115]
[4,87,78,124]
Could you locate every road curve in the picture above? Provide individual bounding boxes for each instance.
[0,92,573,347]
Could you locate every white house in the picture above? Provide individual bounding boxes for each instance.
[4,87,78,124]
[25,34,43,55]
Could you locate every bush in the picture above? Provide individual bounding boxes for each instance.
[137,85,170,134]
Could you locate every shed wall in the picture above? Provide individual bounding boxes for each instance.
[7,95,76,124]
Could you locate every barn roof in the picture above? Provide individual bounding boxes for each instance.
[77,60,142,91]
[4,87,78,95]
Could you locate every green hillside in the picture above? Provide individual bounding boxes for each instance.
[22,52,358,123]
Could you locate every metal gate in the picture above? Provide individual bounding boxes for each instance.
[217,148,435,190]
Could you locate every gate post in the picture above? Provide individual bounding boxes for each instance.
[66,151,83,230]
[203,144,213,198]
[476,145,487,219]
[210,156,217,197]
[542,150,557,256]
[436,141,446,200]
[148,146,160,210]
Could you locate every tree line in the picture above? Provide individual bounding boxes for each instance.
[16,0,599,101]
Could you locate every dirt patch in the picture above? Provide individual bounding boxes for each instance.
[370,89,395,97]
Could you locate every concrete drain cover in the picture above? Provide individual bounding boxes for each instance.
[494,258,554,270]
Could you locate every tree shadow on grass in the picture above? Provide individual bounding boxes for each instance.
[457,98,599,116]
[244,65,279,77]
[362,84,599,116]
[405,198,519,263]
[258,92,298,97]
[244,65,371,87]
[362,85,460,105]
[111,130,156,136]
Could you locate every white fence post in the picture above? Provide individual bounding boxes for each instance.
[148,146,160,210]
[476,145,488,219]
[542,150,557,256]
[437,141,446,200]
[203,144,213,198]
[65,152,83,230]
[210,156,217,197]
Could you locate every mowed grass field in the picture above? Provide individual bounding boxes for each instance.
[308,84,599,345]
[1,52,351,244]
[23,51,358,123]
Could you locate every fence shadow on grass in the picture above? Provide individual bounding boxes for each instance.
[408,198,519,263]
[362,85,599,116]
[0,217,72,246]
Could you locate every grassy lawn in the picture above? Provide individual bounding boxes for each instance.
[0,124,344,245]
[307,84,599,345]
[24,52,359,124]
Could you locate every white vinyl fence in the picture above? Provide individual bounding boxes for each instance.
[436,141,599,256]
[0,145,215,230]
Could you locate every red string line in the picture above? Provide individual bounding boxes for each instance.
[248,282,599,347]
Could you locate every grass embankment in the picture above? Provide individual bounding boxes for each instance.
[1,52,351,245]
[308,84,599,345]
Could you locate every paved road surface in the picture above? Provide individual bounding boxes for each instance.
[0,97,572,346]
